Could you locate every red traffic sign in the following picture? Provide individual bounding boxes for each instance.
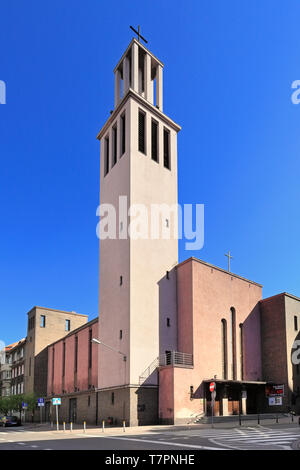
[209,382,216,392]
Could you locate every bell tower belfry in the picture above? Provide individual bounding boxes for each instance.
[97,35,181,426]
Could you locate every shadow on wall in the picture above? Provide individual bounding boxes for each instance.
[158,267,177,358]
[135,387,159,426]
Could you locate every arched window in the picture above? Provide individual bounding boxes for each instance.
[221,319,228,380]
[231,307,237,380]
[239,323,244,380]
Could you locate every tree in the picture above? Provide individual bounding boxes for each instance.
[0,397,11,416]
[8,394,24,419]
[23,393,37,422]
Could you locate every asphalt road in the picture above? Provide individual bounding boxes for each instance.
[0,423,300,451]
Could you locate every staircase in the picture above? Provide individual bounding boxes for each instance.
[139,357,159,385]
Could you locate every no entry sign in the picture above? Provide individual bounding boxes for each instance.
[209,382,216,392]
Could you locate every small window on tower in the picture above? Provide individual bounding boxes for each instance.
[120,275,123,286]
[104,136,109,176]
[294,316,298,331]
[40,315,46,328]
[120,330,123,340]
[166,318,170,327]
[112,125,117,166]
[163,128,170,169]
[66,319,71,332]
[151,119,158,162]
[138,110,146,154]
[111,392,115,405]
[120,113,126,156]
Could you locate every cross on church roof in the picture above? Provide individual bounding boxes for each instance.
[225,250,233,272]
[130,25,148,44]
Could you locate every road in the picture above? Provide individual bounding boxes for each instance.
[0,423,299,451]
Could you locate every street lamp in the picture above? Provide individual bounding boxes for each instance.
[91,338,127,361]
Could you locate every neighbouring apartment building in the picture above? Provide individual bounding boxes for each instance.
[0,339,26,397]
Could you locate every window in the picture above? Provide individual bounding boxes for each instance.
[66,319,71,332]
[62,342,66,377]
[120,113,126,156]
[294,316,298,331]
[120,330,123,340]
[230,307,237,380]
[88,329,92,369]
[120,275,123,286]
[29,357,32,377]
[111,392,115,405]
[221,319,228,380]
[88,396,91,407]
[190,386,194,399]
[166,318,170,327]
[104,136,109,176]
[74,336,78,373]
[163,128,170,169]
[138,110,146,154]
[40,315,46,328]
[151,119,158,162]
[112,125,117,166]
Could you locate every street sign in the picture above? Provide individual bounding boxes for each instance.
[38,398,45,407]
[209,382,216,392]
[22,402,28,409]
[52,398,61,406]
[269,396,282,406]
[266,384,284,397]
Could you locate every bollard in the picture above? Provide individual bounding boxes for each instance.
[291,414,294,423]
[83,421,86,433]
[70,421,73,432]
[102,420,105,433]
[298,417,300,426]
[51,421,53,429]
[63,422,65,432]
[257,414,260,425]
[276,414,278,424]
[239,414,241,426]
[123,420,126,432]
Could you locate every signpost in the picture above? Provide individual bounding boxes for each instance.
[210,382,216,428]
[52,398,61,431]
[38,398,45,424]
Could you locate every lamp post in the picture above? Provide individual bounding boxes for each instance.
[91,338,127,424]
[91,338,127,362]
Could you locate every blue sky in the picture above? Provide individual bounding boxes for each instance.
[1,0,300,344]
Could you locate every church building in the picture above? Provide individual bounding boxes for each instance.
[93,35,300,426]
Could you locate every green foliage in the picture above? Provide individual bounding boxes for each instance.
[0,397,11,415]
[23,393,37,412]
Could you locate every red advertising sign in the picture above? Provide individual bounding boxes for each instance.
[265,384,284,397]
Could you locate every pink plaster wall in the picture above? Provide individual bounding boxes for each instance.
[159,258,263,423]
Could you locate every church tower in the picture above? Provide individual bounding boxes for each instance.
[97,35,181,426]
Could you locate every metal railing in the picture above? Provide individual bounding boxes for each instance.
[159,351,193,367]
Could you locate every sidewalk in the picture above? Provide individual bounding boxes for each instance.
[22,415,300,436]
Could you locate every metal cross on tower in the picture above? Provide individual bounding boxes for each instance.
[130,25,148,44]
[225,251,233,272]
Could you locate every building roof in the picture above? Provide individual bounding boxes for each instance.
[260,292,300,303]
[47,317,98,349]
[26,306,88,317]
[176,257,263,288]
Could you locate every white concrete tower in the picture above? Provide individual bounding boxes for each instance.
[97,37,181,426]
